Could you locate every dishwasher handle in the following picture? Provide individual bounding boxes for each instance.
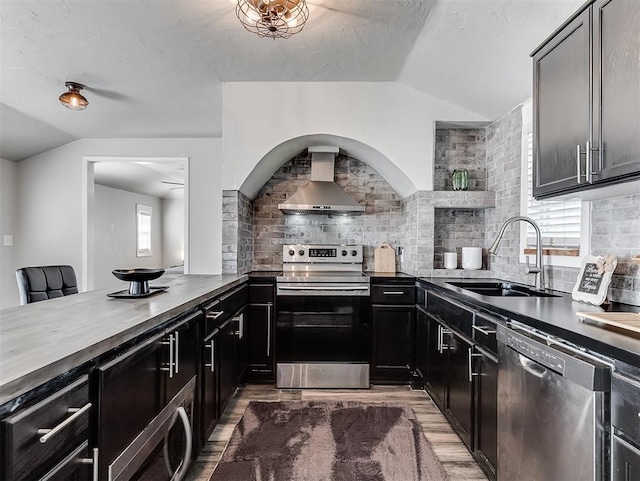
[497,324,610,392]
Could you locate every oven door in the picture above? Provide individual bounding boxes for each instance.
[275,287,371,388]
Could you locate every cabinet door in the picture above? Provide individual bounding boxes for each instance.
[612,435,640,481]
[165,312,201,403]
[246,302,274,381]
[200,329,219,446]
[96,332,164,481]
[533,7,591,198]
[426,315,447,410]
[218,318,236,417]
[445,330,474,450]
[415,306,429,386]
[371,305,414,383]
[474,348,498,481]
[233,307,248,385]
[592,0,640,182]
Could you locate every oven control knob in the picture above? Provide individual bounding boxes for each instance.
[288,249,295,256]
[298,249,305,256]
[351,250,358,256]
[341,250,347,256]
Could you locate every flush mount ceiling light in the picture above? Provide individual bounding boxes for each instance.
[59,81,89,110]
[236,0,309,39]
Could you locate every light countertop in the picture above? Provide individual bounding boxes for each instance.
[0,274,246,406]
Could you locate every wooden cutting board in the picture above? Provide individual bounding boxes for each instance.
[577,312,640,334]
[374,243,396,273]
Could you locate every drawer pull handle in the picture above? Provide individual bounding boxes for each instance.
[382,291,404,295]
[473,325,497,336]
[38,402,92,444]
[206,310,224,320]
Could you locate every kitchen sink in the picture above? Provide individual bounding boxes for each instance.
[446,281,560,298]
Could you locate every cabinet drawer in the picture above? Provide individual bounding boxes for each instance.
[612,373,640,446]
[427,291,474,338]
[203,299,223,335]
[473,313,498,355]
[1,375,90,481]
[220,284,248,318]
[371,285,415,304]
[249,283,274,303]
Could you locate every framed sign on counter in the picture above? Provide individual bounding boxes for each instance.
[572,254,617,305]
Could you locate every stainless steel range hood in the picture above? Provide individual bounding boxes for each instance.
[278,146,365,215]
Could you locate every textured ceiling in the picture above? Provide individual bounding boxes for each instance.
[0,0,583,164]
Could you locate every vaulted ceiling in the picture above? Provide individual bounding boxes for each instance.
[0,0,582,162]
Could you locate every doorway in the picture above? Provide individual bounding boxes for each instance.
[83,156,189,291]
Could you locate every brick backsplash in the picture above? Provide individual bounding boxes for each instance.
[222,190,253,274]
[252,153,403,271]
[434,128,487,191]
[434,209,486,269]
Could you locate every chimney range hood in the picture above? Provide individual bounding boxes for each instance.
[278,146,365,215]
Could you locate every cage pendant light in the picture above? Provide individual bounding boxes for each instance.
[236,0,309,39]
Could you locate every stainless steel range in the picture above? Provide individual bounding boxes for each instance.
[275,244,370,389]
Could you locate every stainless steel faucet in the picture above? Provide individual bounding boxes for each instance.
[488,216,546,290]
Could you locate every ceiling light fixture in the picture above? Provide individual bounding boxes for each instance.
[59,82,89,110]
[236,0,309,39]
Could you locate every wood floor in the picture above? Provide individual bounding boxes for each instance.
[186,384,488,481]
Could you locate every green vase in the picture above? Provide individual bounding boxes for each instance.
[452,169,469,191]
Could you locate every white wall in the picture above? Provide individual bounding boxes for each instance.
[16,138,222,290]
[93,185,163,290]
[222,82,488,197]
[162,196,184,268]
[0,158,18,308]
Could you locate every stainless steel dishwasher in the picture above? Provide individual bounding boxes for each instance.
[497,322,612,481]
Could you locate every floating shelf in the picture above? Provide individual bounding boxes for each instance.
[423,191,496,209]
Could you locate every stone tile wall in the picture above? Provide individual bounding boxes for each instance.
[222,190,253,274]
[434,209,486,269]
[252,153,403,271]
[434,128,487,191]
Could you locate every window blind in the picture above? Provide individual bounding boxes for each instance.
[525,132,582,248]
[137,204,152,256]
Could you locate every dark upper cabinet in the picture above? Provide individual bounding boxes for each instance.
[533,0,640,199]
[533,7,591,197]
[592,0,640,183]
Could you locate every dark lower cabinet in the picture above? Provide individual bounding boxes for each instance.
[425,313,447,410]
[371,305,414,383]
[473,347,498,481]
[95,311,201,480]
[415,306,429,387]
[370,279,416,383]
[1,376,92,481]
[200,328,219,447]
[233,307,248,385]
[247,302,275,381]
[218,317,236,417]
[445,329,474,450]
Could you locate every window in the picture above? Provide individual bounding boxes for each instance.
[520,101,590,268]
[136,204,152,257]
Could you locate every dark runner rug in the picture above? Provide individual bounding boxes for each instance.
[210,400,449,481]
